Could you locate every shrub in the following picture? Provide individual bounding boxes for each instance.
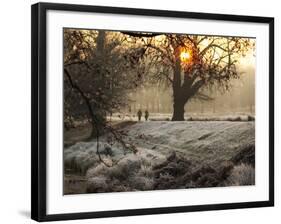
[86,154,155,193]
[223,163,255,186]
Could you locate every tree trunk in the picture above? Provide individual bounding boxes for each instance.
[172,100,185,121]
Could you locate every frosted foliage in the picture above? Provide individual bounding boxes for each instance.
[224,163,255,186]
[64,121,255,193]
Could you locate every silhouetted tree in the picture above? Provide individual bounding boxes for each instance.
[123,32,254,120]
[64,29,146,136]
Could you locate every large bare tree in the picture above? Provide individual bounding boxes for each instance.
[124,32,253,120]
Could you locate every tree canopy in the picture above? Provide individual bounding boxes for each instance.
[63,29,255,126]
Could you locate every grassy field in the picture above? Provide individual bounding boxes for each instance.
[64,120,255,194]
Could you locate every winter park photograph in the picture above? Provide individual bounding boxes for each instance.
[63,28,255,195]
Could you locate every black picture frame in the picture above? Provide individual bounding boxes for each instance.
[31,2,274,222]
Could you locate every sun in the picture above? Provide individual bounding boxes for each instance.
[180,50,191,62]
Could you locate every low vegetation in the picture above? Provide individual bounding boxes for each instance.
[64,121,255,194]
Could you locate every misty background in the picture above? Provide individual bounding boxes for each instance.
[121,65,254,117]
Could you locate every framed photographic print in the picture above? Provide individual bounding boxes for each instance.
[31,2,274,222]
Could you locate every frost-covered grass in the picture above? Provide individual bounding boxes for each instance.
[106,113,254,122]
[85,154,158,193]
[64,139,166,175]
[125,121,255,164]
[64,120,255,194]
[223,163,255,186]
[187,115,254,122]
[64,141,126,174]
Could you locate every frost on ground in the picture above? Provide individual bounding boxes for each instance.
[64,121,255,194]
[107,113,255,122]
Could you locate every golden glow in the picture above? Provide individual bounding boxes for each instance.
[180,50,191,62]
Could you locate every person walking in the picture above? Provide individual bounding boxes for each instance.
[145,110,149,121]
[137,109,142,121]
